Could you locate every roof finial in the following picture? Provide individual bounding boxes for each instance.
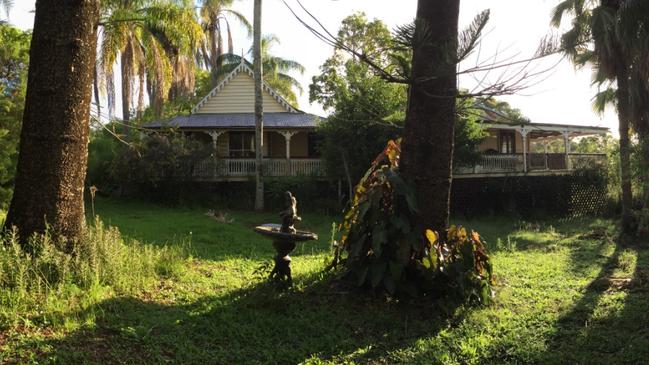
[241,48,245,63]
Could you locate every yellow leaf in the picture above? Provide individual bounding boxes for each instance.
[458,227,467,242]
[425,229,438,245]
[447,225,457,241]
[471,231,481,242]
[387,148,398,165]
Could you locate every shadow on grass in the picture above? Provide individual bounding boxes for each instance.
[536,241,649,364]
[20,273,454,364]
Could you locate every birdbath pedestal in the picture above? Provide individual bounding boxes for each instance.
[253,192,318,285]
[254,224,317,285]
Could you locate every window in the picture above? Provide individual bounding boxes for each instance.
[229,132,255,158]
[499,131,516,154]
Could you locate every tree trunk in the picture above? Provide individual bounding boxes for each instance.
[107,69,115,120]
[121,39,133,127]
[616,62,634,233]
[216,22,224,70]
[400,0,460,235]
[137,66,144,119]
[209,25,219,87]
[4,0,99,243]
[253,0,264,210]
[93,61,100,119]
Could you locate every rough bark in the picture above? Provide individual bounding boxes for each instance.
[4,0,99,243]
[253,0,264,210]
[616,62,634,233]
[400,0,460,235]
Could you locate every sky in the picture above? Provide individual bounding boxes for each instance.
[7,0,617,134]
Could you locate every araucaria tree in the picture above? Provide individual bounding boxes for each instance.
[4,0,100,243]
[400,1,460,234]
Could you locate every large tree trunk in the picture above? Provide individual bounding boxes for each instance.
[616,62,634,233]
[400,0,460,235]
[4,0,99,243]
[253,0,264,210]
[121,39,133,127]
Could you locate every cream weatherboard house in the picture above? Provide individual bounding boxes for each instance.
[147,61,324,181]
[146,61,609,181]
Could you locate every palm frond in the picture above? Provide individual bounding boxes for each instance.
[276,73,303,94]
[266,57,305,74]
[220,9,252,37]
[592,86,616,114]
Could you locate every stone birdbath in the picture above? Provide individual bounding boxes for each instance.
[254,191,318,286]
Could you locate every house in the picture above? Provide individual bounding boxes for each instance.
[146,60,609,181]
[456,107,609,177]
[146,60,324,181]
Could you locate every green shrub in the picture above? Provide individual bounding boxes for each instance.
[265,176,340,213]
[331,140,494,304]
[110,131,212,203]
[0,218,188,325]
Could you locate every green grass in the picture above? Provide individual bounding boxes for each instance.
[2,197,649,364]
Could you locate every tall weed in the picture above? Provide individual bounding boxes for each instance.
[0,217,188,326]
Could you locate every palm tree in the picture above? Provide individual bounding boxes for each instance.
[198,0,252,87]
[99,0,201,122]
[215,35,306,106]
[552,0,648,233]
[619,1,649,208]
[4,0,99,243]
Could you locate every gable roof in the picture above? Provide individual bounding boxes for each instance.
[191,61,298,114]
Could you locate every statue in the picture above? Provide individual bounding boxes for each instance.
[279,191,301,234]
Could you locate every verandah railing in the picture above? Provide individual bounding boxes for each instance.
[454,153,606,175]
[192,158,325,178]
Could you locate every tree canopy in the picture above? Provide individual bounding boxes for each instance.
[310,13,486,198]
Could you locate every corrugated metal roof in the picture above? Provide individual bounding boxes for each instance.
[145,112,322,129]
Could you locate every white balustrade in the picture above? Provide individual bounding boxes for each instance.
[193,154,604,179]
[191,158,324,178]
[476,154,522,172]
[455,153,606,175]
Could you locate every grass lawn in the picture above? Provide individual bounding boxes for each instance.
[2,197,649,364]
